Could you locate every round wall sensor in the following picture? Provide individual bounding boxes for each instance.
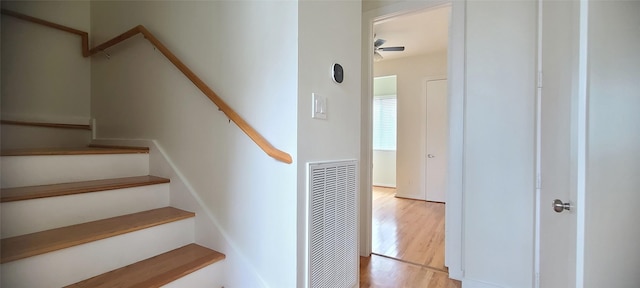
[332,63,344,84]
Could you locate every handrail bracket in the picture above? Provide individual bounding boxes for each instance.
[100,50,111,60]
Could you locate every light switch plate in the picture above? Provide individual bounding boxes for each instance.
[312,93,327,119]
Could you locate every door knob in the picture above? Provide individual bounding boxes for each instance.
[427,154,435,158]
[552,199,571,213]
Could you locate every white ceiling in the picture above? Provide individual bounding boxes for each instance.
[373,5,451,61]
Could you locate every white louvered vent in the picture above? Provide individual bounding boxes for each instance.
[308,160,358,288]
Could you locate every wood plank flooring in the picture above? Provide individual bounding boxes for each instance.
[360,254,461,288]
[372,186,446,270]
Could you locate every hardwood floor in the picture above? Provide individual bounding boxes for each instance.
[360,254,461,288]
[372,186,446,270]
[361,186,459,287]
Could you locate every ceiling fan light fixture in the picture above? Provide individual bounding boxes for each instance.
[373,35,405,61]
[379,46,405,52]
[374,52,383,61]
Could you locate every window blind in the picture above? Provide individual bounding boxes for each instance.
[373,96,397,150]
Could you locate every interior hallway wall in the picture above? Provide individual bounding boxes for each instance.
[374,51,447,199]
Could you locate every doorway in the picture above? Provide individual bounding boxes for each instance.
[360,0,466,281]
[368,5,451,273]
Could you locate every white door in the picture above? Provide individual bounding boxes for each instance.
[540,1,640,287]
[425,79,448,202]
[539,1,580,287]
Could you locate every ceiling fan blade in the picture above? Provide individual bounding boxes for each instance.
[374,38,386,48]
[379,46,405,52]
[374,51,383,61]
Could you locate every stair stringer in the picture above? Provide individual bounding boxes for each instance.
[91,138,269,288]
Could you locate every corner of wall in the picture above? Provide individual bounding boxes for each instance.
[1,1,91,124]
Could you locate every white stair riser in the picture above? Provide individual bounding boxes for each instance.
[0,218,195,288]
[162,259,225,288]
[0,125,91,150]
[1,154,149,188]
[1,184,170,238]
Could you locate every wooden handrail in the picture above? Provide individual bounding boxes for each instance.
[0,120,92,130]
[1,9,90,56]
[1,9,292,164]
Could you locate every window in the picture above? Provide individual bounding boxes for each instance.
[373,95,397,150]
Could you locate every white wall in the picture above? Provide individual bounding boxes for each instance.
[297,1,361,287]
[90,2,298,287]
[464,1,536,287]
[374,52,447,199]
[372,150,396,187]
[363,0,409,13]
[584,2,640,287]
[1,1,90,125]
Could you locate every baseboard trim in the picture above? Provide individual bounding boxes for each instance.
[372,185,396,189]
[448,267,464,281]
[462,278,504,288]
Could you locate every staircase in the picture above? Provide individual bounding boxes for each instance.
[0,128,226,287]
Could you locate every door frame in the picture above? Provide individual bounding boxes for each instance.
[575,1,588,285]
[360,0,465,280]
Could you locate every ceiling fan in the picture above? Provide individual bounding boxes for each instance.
[374,36,405,61]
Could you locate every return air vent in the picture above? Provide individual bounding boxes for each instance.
[308,160,358,288]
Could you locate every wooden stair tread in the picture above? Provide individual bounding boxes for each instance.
[0,176,170,203]
[0,147,149,156]
[0,207,194,263]
[65,243,225,288]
